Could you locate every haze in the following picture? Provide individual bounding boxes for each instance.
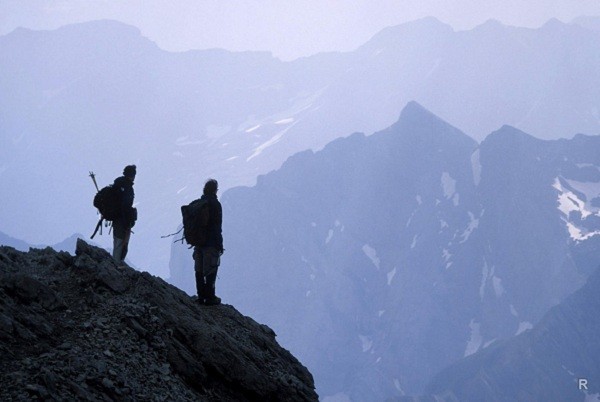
[1,0,599,60]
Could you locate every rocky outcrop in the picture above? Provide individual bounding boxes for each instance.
[0,239,317,401]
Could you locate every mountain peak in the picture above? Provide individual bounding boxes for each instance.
[399,100,437,120]
[361,17,453,51]
[0,240,317,401]
[486,124,539,143]
[541,17,568,30]
[395,101,473,143]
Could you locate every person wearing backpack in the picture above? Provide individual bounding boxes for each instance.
[112,165,137,264]
[193,179,224,305]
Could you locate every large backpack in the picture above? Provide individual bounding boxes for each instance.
[93,185,122,221]
[181,198,210,247]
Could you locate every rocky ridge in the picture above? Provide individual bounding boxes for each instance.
[0,239,317,401]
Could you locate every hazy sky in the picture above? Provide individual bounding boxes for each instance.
[1,0,600,60]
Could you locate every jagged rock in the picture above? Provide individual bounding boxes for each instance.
[0,240,317,401]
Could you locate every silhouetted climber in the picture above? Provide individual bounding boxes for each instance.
[112,165,137,265]
[193,179,224,305]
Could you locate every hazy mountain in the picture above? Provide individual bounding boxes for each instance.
[2,17,600,278]
[0,231,90,255]
[0,231,31,251]
[572,16,600,32]
[411,264,600,401]
[169,103,600,400]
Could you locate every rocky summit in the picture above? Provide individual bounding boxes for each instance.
[0,239,317,401]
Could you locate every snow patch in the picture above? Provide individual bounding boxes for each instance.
[406,211,416,227]
[553,177,600,240]
[479,262,489,300]
[247,121,298,161]
[464,319,482,356]
[359,335,373,352]
[245,124,261,133]
[393,379,404,394]
[516,321,533,335]
[441,172,457,200]
[387,267,397,286]
[325,229,334,244]
[460,212,480,243]
[553,177,600,219]
[442,248,452,269]
[362,244,380,270]
[563,219,600,241]
[510,304,519,317]
[492,276,504,297]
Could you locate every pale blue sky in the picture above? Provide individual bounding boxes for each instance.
[1,0,599,60]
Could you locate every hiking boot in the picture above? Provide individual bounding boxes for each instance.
[204,296,221,306]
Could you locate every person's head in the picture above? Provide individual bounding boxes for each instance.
[123,165,136,181]
[203,179,218,196]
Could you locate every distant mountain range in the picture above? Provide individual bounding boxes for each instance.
[0,231,83,254]
[1,17,600,275]
[407,263,600,401]
[169,102,600,400]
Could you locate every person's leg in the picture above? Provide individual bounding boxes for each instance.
[113,235,125,262]
[193,248,206,303]
[120,229,131,261]
[203,247,221,305]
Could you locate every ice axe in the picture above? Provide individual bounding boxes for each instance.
[89,171,99,192]
[89,171,103,238]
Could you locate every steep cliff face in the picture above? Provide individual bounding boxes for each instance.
[0,239,317,401]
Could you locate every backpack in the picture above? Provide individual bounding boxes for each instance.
[93,185,122,221]
[181,198,210,247]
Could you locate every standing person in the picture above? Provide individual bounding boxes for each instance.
[194,179,224,305]
[113,165,137,265]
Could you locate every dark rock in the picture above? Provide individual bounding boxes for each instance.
[0,312,14,334]
[0,240,317,401]
[2,274,66,311]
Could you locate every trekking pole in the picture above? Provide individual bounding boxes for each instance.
[89,171,103,239]
[89,171,100,192]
